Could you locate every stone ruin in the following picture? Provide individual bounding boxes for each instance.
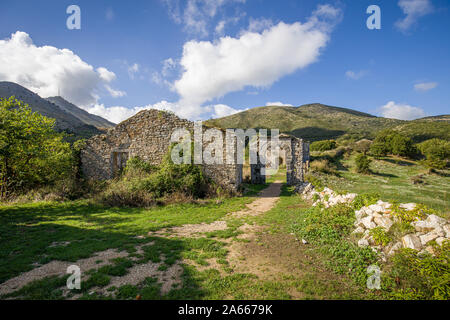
[80,109,310,192]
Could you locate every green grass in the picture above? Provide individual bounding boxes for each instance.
[0,189,261,285]
[314,154,450,214]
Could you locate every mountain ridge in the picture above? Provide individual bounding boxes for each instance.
[0,82,113,139]
[206,103,450,142]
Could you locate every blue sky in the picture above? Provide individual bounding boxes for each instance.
[0,0,449,123]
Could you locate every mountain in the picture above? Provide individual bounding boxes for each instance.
[206,103,450,142]
[0,82,113,139]
[46,96,114,129]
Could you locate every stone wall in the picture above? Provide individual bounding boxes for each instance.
[81,109,309,191]
[81,109,241,191]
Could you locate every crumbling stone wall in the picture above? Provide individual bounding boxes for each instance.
[81,109,309,191]
[81,110,241,191]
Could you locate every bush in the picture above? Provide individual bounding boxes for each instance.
[353,139,372,155]
[354,153,371,174]
[417,139,450,169]
[304,173,324,191]
[384,242,450,300]
[370,130,416,158]
[97,148,216,207]
[310,140,337,152]
[0,97,74,199]
[309,159,337,174]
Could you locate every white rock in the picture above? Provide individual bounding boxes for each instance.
[426,214,447,226]
[302,239,308,244]
[369,204,384,213]
[361,216,376,229]
[351,226,365,235]
[388,242,402,256]
[443,224,450,238]
[400,203,416,211]
[358,239,369,247]
[411,220,436,232]
[419,231,440,246]
[436,237,447,246]
[402,234,422,250]
[374,216,394,231]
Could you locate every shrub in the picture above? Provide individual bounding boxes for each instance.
[417,139,450,169]
[353,139,372,155]
[384,242,450,300]
[355,153,371,174]
[0,97,73,199]
[97,145,215,207]
[310,159,336,174]
[389,202,431,223]
[352,192,380,210]
[370,130,416,158]
[369,227,392,246]
[304,173,324,191]
[310,140,337,152]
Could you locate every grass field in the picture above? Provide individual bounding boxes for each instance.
[312,154,450,215]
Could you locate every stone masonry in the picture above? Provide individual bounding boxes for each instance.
[81,109,309,191]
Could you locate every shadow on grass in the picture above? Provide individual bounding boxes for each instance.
[380,158,415,167]
[371,171,398,178]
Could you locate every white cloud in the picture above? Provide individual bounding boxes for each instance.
[414,81,437,92]
[164,0,246,37]
[345,70,367,80]
[380,101,425,120]
[97,67,116,82]
[0,31,124,107]
[127,63,139,79]
[209,104,240,117]
[266,101,293,107]
[86,100,179,124]
[161,58,176,77]
[172,5,342,118]
[395,0,434,32]
[105,85,126,98]
[246,18,273,33]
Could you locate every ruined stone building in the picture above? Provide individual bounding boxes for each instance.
[81,109,309,192]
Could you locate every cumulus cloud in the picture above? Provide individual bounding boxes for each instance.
[172,4,342,118]
[86,100,239,124]
[380,101,425,120]
[266,101,293,107]
[345,70,367,80]
[86,100,179,124]
[395,0,434,32]
[0,31,124,107]
[209,104,240,118]
[414,81,437,92]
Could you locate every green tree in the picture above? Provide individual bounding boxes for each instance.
[370,129,416,158]
[0,97,72,198]
[417,138,450,169]
[310,140,337,152]
[355,153,371,174]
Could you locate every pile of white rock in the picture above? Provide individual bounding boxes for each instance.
[299,184,357,208]
[298,182,450,260]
